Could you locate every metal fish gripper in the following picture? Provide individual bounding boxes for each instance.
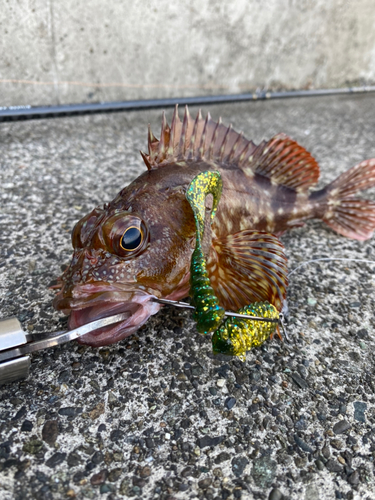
[0,314,129,385]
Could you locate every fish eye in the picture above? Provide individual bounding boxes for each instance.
[102,213,149,258]
[120,226,143,251]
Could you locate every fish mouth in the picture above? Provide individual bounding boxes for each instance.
[53,282,161,347]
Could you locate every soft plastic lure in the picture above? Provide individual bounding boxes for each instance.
[186,171,279,360]
[186,171,225,333]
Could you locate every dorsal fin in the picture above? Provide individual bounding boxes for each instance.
[141,105,257,169]
[248,133,320,190]
[141,106,320,191]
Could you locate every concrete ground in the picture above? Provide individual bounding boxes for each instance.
[0,94,375,500]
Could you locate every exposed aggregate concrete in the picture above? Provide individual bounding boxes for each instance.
[1,95,375,499]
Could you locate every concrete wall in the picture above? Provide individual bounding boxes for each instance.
[1,0,375,107]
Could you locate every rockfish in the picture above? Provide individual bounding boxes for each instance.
[53,106,375,346]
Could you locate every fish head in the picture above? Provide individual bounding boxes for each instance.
[53,168,197,346]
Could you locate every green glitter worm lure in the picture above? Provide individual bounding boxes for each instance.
[186,171,280,361]
[186,171,225,334]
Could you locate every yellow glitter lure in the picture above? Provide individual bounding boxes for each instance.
[186,171,280,360]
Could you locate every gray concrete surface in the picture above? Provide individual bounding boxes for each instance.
[1,95,375,499]
[1,0,375,107]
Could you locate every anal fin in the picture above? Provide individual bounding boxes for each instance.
[207,231,288,312]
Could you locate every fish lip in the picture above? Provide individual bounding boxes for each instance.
[53,281,153,311]
[53,282,161,347]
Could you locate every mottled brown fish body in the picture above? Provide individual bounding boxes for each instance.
[53,106,375,346]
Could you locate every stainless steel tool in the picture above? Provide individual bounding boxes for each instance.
[0,313,129,385]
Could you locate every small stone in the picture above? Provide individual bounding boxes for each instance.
[181,467,193,477]
[353,402,366,423]
[192,365,203,376]
[307,297,317,307]
[23,440,43,455]
[90,469,108,486]
[131,486,141,496]
[251,456,277,488]
[356,328,368,339]
[215,452,230,464]
[99,484,112,494]
[89,402,105,420]
[217,379,225,388]
[12,406,27,421]
[295,417,307,431]
[110,430,124,442]
[46,452,66,468]
[330,439,343,450]
[73,471,85,484]
[232,456,249,477]
[42,420,59,445]
[315,460,324,471]
[92,451,104,465]
[269,488,283,500]
[113,451,123,462]
[325,459,342,473]
[21,420,33,432]
[213,467,223,477]
[349,302,361,308]
[348,470,359,485]
[339,404,347,415]
[58,370,70,384]
[107,392,118,404]
[291,372,308,389]
[119,479,131,495]
[180,418,191,429]
[198,478,212,489]
[107,468,122,482]
[139,466,151,478]
[197,435,225,448]
[294,434,313,453]
[294,456,307,468]
[248,403,259,413]
[145,438,155,449]
[225,397,236,410]
[68,452,82,467]
[58,407,82,417]
[333,420,351,434]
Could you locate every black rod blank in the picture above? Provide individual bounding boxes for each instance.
[1,86,375,122]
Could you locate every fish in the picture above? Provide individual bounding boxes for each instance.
[53,105,375,347]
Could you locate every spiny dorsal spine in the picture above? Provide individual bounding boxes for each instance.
[140,105,257,169]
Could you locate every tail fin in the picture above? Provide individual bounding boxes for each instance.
[322,159,375,240]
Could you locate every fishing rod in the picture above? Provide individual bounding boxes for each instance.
[1,86,375,122]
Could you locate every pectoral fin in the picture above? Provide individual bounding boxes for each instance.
[207,231,288,312]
